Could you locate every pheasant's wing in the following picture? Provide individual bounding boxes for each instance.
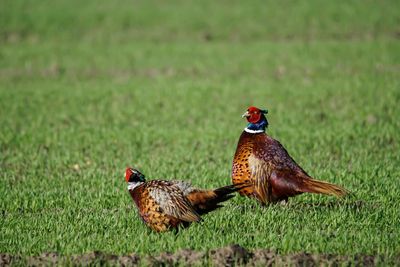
[147,181,201,222]
[248,154,273,203]
[249,135,309,202]
[253,135,309,174]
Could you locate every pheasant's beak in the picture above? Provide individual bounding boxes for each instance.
[242,111,250,118]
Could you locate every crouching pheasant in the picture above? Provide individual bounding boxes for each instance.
[232,106,348,205]
[126,167,245,232]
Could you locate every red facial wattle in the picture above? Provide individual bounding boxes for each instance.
[245,106,262,123]
[125,168,133,182]
[248,112,261,123]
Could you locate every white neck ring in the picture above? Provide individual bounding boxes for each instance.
[244,127,264,134]
[127,182,144,191]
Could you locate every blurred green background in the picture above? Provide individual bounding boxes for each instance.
[1,0,399,258]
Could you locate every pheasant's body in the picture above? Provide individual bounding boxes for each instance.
[126,169,243,232]
[232,106,348,205]
[129,180,197,232]
[233,131,312,203]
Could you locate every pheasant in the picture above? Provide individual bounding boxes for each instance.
[232,106,348,205]
[126,167,245,232]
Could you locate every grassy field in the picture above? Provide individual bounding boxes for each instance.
[1,0,400,261]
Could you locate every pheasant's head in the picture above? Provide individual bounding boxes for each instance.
[242,106,269,133]
[242,106,268,123]
[125,167,146,183]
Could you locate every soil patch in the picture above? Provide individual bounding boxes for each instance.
[1,244,398,266]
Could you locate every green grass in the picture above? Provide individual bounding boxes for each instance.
[1,0,400,260]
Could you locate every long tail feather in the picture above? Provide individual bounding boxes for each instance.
[187,183,249,215]
[301,178,348,197]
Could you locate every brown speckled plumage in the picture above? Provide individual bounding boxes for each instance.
[126,168,245,232]
[130,180,198,232]
[231,132,258,198]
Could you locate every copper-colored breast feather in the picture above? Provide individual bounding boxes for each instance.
[231,132,258,199]
[132,185,176,232]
